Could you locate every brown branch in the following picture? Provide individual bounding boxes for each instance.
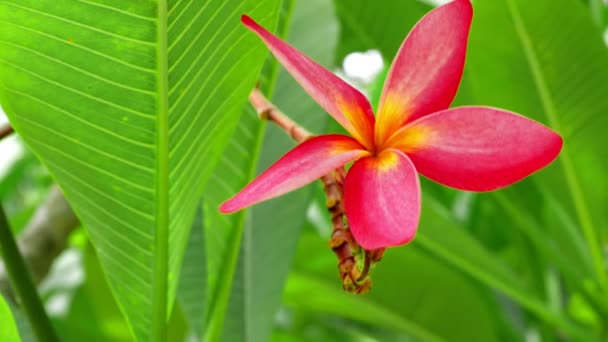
[0,123,14,141]
[249,88,312,143]
[248,88,384,294]
[0,186,79,303]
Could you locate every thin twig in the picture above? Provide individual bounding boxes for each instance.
[0,123,14,141]
[249,88,312,143]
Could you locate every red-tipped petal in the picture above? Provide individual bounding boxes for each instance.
[344,150,421,249]
[375,0,472,146]
[241,15,375,149]
[220,134,369,213]
[385,106,563,191]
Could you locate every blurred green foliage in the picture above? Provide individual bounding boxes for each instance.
[1,0,607,341]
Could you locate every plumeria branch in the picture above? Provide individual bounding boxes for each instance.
[249,88,383,294]
[0,123,14,141]
[249,88,312,143]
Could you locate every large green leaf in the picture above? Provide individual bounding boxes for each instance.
[0,0,280,339]
[467,0,608,294]
[0,293,21,342]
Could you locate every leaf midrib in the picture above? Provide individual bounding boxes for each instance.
[504,0,608,292]
[153,1,169,340]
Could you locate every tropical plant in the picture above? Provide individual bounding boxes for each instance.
[0,0,607,341]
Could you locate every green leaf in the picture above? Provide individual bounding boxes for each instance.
[199,6,288,340]
[202,104,266,341]
[0,294,21,342]
[467,0,608,293]
[416,196,593,338]
[272,313,386,342]
[333,0,432,62]
[285,274,444,342]
[0,1,281,340]
[201,0,339,340]
[286,232,504,342]
[176,205,206,337]
[222,0,339,336]
[481,184,591,291]
[331,1,603,337]
[200,42,285,342]
[291,190,590,339]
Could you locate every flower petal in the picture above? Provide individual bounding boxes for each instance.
[242,15,375,149]
[220,134,369,213]
[375,0,472,146]
[344,150,421,249]
[386,106,563,191]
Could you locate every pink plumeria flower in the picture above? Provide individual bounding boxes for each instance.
[220,0,562,250]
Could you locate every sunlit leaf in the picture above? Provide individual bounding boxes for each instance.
[0,0,281,339]
[0,293,21,342]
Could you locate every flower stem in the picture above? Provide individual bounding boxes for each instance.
[0,204,59,342]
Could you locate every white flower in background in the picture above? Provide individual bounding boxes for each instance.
[342,50,384,84]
